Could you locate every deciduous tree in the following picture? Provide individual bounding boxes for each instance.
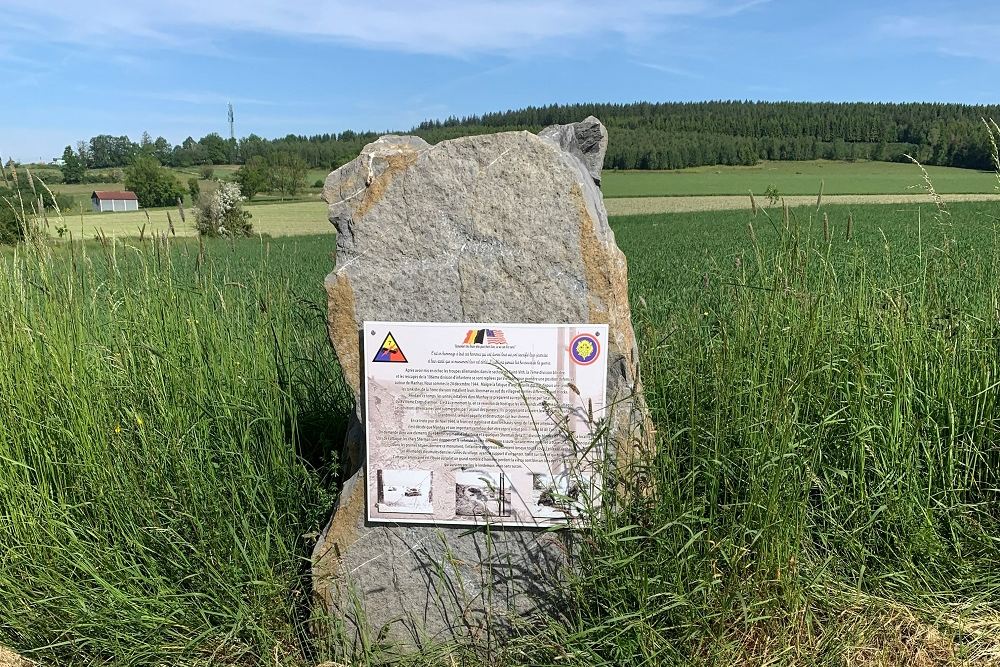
[61,146,85,184]
[235,156,269,200]
[268,151,307,197]
[124,156,185,208]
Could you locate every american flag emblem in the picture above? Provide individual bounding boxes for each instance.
[462,328,508,345]
[486,329,507,344]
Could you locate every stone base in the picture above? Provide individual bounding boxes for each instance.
[0,647,33,667]
[311,468,572,649]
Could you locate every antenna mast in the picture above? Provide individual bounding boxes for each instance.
[227,102,235,141]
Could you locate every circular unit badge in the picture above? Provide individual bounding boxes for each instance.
[569,333,601,366]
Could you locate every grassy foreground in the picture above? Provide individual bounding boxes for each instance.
[0,236,349,665]
[555,202,1000,665]
[2,201,1000,665]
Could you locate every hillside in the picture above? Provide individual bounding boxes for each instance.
[238,101,1000,173]
[32,101,1000,179]
[412,101,1000,170]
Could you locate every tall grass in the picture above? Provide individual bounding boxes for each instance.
[3,195,1000,664]
[495,202,1000,666]
[0,236,348,665]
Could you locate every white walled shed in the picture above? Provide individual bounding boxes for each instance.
[91,191,139,212]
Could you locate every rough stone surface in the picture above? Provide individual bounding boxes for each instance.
[312,118,650,650]
[538,115,609,185]
[0,647,33,667]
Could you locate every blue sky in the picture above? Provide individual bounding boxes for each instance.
[1,0,996,162]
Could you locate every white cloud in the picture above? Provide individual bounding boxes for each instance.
[879,16,1000,63]
[632,60,703,79]
[1,0,770,57]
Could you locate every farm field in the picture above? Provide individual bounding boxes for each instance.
[3,201,999,665]
[62,200,332,238]
[605,191,1000,215]
[35,159,998,237]
[64,192,1000,239]
[601,159,1000,197]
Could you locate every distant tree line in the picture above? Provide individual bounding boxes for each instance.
[415,101,1000,170]
[59,101,1000,177]
[60,131,241,181]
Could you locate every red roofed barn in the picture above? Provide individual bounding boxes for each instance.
[91,191,139,213]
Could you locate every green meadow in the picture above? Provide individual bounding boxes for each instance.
[38,159,999,239]
[601,159,1000,197]
[2,199,1000,665]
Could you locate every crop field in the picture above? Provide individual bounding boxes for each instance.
[601,159,1000,197]
[35,160,999,203]
[3,199,1000,665]
[604,192,1000,216]
[67,192,1000,239]
[33,159,999,236]
[61,200,332,239]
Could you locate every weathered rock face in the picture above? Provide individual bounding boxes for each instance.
[312,118,650,649]
[538,115,609,185]
[0,647,33,667]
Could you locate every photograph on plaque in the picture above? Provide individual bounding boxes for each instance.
[375,469,434,514]
[530,472,572,519]
[454,468,511,518]
[363,322,609,527]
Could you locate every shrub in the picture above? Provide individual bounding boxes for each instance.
[199,165,215,180]
[0,164,72,244]
[187,177,200,201]
[1,183,69,214]
[764,184,781,205]
[313,179,324,188]
[0,202,24,244]
[52,192,74,212]
[83,170,125,184]
[195,181,252,237]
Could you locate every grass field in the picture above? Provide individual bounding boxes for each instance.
[3,198,1000,665]
[604,192,1000,216]
[57,200,332,238]
[34,159,999,236]
[62,194,1000,239]
[601,159,1000,197]
[32,160,1000,210]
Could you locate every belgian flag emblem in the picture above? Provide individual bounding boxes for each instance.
[372,332,407,363]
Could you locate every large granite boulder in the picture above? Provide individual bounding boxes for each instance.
[538,115,609,185]
[0,647,33,667]
[312,118,650,650]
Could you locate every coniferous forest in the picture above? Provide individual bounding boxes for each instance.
[414,101,1000,170]
[61,101,1000,172]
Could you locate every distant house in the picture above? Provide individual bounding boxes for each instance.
[91,191,139,213]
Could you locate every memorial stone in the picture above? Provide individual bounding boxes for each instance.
[0,647,32,667]
[311,117,650,648]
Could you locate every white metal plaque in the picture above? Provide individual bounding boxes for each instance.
[364,322,609,527]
